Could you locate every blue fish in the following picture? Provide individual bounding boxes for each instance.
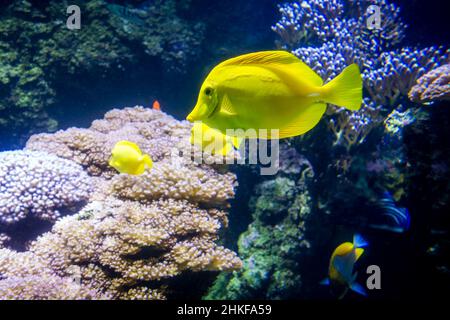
[106,2,150,26]
[369,192,411,233]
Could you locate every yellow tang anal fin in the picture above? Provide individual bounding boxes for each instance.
[133,163,146,175]
[278,103,326,139]
[116,140,142,153]
[220,94,237,116]
[231,136,243,149]
[217,143,234,156]
[355,248,364,261]
[217,50,323,87]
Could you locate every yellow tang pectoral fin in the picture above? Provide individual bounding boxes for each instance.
[355,248,364,261]
[220,94,238,116]
[278,103,327,139]
[217,50,323,87]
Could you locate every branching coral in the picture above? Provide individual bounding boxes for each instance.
[328,98,384,150]
[0,248,109,300]
[0,150,92,224]
[363,47,449,106]
[1,106,241,300]
[111,158,236,207]
[409,64,450,104]
[273,0,449,150]
[18,198,240,299]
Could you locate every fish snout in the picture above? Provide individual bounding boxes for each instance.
[186,104,207,122]
[186,113,195,122]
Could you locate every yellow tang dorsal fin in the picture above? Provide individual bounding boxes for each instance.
[116,140,142,153]
[355,248,364,261]
[278,103,326,138]
[217,51,323,86]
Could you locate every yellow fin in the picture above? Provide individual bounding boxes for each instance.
[217,50,323,86]
[231,136,243,149]
[217,143,233,156]
[116,140,142,153]
[322,64,362,110]
[355,248,364,261]
[220,94,237,116]
[142,154,153,170]
[277,103,326,138]
[132,163,146,175]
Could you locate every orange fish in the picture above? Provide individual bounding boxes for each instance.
[152,100,161,110]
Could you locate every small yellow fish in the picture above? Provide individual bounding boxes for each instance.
[186,50,362,139]
[190,121,242,156]
[109,140,153,175]
[321,234,368,298]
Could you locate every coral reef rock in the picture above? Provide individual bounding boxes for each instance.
[0,106,241,300]
[409,64,450,104]
[205,145,314,299]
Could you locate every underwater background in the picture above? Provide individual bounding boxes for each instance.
[0,0,449,300]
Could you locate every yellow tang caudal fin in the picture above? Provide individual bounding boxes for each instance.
[142,154,153,170]
[321,64,363,111]
[355,248,364,261]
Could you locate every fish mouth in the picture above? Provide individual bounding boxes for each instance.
[207,102,220,119]
[186,102,219,122]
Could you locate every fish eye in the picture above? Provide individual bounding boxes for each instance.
[204,87,213,96]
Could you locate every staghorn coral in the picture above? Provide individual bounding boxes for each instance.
[409,64,450,104]
[1,106,241,299]
[0,150,92,225]
[273,0,449,150]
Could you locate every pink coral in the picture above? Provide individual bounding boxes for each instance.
[409,64,450,103]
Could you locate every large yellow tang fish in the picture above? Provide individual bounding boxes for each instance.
[321,234,368,299]
[186,51,362,138]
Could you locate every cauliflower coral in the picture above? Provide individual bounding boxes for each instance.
[0,150,92,224]
[0,106,241,299]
